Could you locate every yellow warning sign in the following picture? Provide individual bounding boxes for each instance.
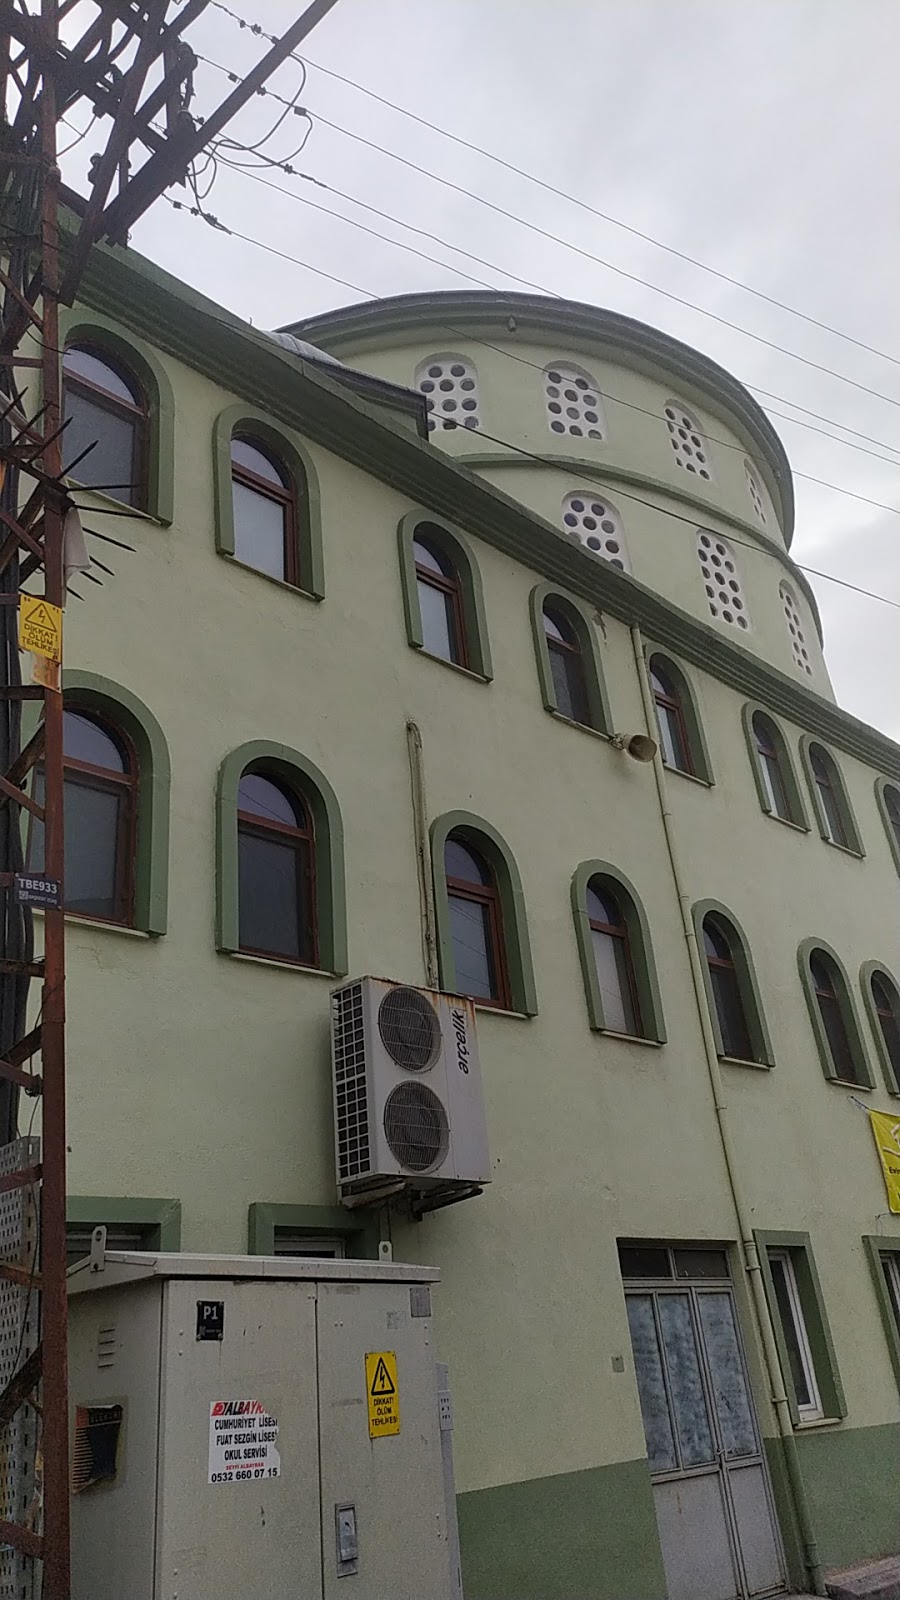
[365,1351,400,1438]
[870,1109,900,1214]
[19,595,62,663]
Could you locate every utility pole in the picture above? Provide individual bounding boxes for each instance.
[0,3,340,1592]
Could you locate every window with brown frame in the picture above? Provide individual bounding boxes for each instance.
[809,953,859,1082]
[444,835,510,1008]
[809,744,849,847]
[649,659,693,774]
[414,534,467,666]
[237,770,316,965]
[702,917,754,1061]
[29,710,137,925]
[543,605,591,726]
[753,712,792,821]
[882,785,900,860]
[586,880,641,1035]
[871,972,900,1084]
[231,437,299,586]
[62,345,148,509]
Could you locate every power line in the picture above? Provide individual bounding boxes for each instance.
[164,197,900,615]
[193,45,900,417]
[207,0,900,376]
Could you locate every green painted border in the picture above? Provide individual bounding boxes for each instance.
[645,648,714,783]
[799,735,864,857]
[529,582,611,735]
[397,511,492,679]
[797,938,873,1090]
[430,810,537,1015]
[570,860,666,1041]
[247,1202,378,1260]
[874,777,900,877]
[64,670,170,936]
[216,740,347,973]
[71,237,900,785]
[59,309,175,525]
[755,1229,847,1424]
[692,899,775,1066]
[859,960,900,1096]
[741,703,809,830]
[863,1233,900,1392]
[67,1194,181,1250]
[212,402,325,600]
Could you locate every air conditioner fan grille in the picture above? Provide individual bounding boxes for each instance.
[383,1082,449,1173]
[377,986,441,1071]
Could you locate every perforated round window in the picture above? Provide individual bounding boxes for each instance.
[383,1082,449,1172]
[378,987,441,1071]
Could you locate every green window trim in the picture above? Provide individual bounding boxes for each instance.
[529,582,612,736]
[874,777,900,876]
[692,898,775,1067]
[863,1234,900,1393]
[397,511,493,680]
[859,960,900,1096]
[213,402,325,599]
[645,648,714,784]
[67,1194,181,1250]
[60,310,175,525]
[216,739,347,974]
[741,703,809,829]
[430,809,537,1016]
[570,860,666,1041]
[248,1203,378,1260]
[797,937,874,1089]
[799,734,864,856]
[63,671,171,936]
[754,1229,847,1425]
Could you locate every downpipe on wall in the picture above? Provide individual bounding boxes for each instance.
[406,719,439,989]
[630,624,826,1598]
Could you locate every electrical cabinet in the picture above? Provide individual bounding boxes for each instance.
[67,1252,458,1600]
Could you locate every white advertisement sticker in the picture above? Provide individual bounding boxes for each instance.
[208,1399,281,1485]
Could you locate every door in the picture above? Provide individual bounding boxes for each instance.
[625,1269,784,1600]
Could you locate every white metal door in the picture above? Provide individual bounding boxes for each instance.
[626,1283,784,1600]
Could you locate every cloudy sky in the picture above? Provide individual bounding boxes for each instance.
[65,2,900,736]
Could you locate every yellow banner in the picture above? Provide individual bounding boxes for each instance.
[869,1110,900,1214]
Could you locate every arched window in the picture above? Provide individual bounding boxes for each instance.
[586,881,640,1036]
[779,583,812,676]
[664,401,713,481]
[803,741,861,852]
[871,973,900,1086]
[443,835,510,1009]
[544,362,605,439]
[62,344,148,508]
[650,660,693,775]
[414,533,467,666]
[231,436,299,585]
[876,780,900,874]
[30,710,136,924]
[543,605,590,726]
[415,354,480,432]
[696,531,749,630]
[744,460,767,524]
[703,917,754,1062]
[803,948,869,1086]
[750,710,797,824]
[561,491,630,570]
[237,769,316,965]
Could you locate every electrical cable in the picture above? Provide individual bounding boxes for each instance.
[194,45,900,414]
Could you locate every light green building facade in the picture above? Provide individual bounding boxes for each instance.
[46,240,900,1598]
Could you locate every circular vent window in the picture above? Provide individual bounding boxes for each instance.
[378,987,441,1072]
[383,1082,449,1173]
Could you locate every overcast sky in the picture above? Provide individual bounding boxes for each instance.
[66,2,900,737]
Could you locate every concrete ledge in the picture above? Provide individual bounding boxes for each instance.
[827,1556,900,1600]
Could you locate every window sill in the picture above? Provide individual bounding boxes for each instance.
[412,645,490,685]
[763,812,809,834]
[795,1415,844,1431]
[474,1002,533,1021]
[663,764,712,789]
[719,1054,773,1071]
[546,708,609,744]
[596,1030,663,1048]
[828,1076,871,1092]
[225,949,338,978]
[32,908,152,939]
[219,550,322,603]
[66,480,167,527]
[821,838,864,860]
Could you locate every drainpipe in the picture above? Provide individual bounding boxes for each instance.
[630,625,826,1597]
[406,719,439,988]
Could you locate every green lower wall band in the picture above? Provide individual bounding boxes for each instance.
[772,1421,900,1576]
[457,1457,666,1600]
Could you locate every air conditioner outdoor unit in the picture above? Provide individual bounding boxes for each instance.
[331,977,490,1200]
